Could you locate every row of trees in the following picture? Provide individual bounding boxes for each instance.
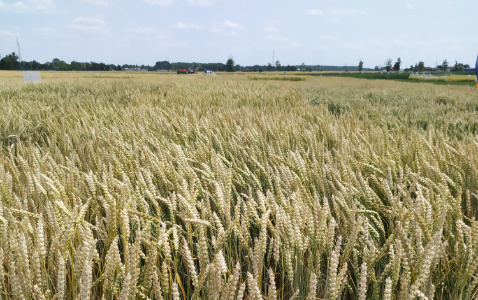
[0,51,306,73]
[0,53,133,71]
[359,57,470,73]
[2,51,471,73]
[225,58,301,73]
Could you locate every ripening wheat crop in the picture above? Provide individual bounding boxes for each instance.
[0,73,477,299]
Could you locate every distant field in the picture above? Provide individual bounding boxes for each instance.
[0,71,477,299]
[306,71,477,86]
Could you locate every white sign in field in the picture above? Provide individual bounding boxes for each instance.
[23,72,41,82]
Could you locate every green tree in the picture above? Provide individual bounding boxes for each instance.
[275,60,281,71]
[358,60,363,71]
[418,61,425,72]
[393,57,401,71]
[451,60,464,72]
[385,58,392,72]
[301,63,306,71]
[226,57,235,72]
[439,59,448,72]
[0,52,20,70]
[155,61,171,70]
[51,58,70,71]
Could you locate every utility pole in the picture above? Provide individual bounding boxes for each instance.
[16,37,23,70]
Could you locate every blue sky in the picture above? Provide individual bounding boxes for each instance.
[1,0,477,68]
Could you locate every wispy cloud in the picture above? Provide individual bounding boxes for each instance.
[262,27,278,33]
[0,1,29,13]
[140,0,214,6]
[81,0,109,6]
[307,9,324,16]
[172,22,199,30]
[69,17,109,34]
[327,8,366,16]
[30,0,54,11]
[211,20,243,35]
[307,8,365,17]
[141,0,175,6]
[126,27,155,34]
[223,20,243,30]
[262,21,280,33]
[0,0,55,12]
[186,0,213,6]
[405,4,413,9]
[0,29,20,37]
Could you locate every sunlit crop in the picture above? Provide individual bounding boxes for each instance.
[0,72,477,299]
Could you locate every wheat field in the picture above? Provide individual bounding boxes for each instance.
[0,71,477,299]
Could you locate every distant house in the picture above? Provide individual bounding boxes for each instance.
[205,70,214,74]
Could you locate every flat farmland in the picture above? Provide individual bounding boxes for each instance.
[0,71,477,299]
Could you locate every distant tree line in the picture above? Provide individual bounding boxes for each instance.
[369,58,471,73]
[4,50,470,74]
[0,52,156,71]
[0,52,332,73]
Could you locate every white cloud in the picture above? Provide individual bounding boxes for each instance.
[69,17,108,34]
[0,0,54,12]
[223,20,243,30]
[141,0,175,5]
[211,20,243,35]
[139,0,216,7]
[172,22,199,30]
[30,0,54,11]
[82,0,109,6]
[405,4,413,9]
[307,9,324,16]
[160,41,190,48]
[307,8,365,17]
[262,27,278,33]
[328,8,365,16]
[186,0,213,6]
[262,20,280,33]
[141,0,214,6]
[0,29,19,37]
[0,1,28,12]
